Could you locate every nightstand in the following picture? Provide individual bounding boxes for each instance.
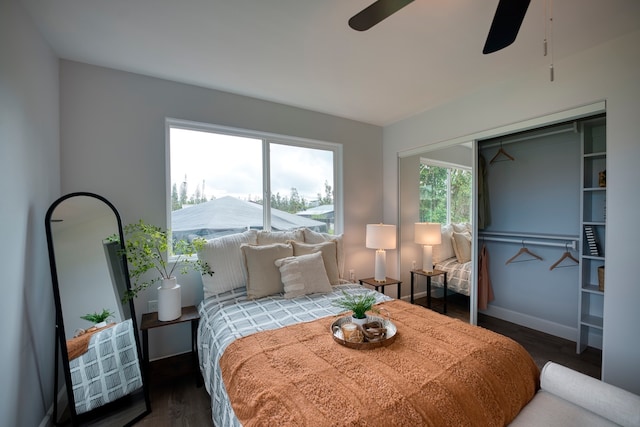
[410,269,448,313]
[140,305,201,387]
[359,277,402,299]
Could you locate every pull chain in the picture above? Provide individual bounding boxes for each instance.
[544,0,554,81]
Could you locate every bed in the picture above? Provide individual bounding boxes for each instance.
[196,228,538,426]
[430,223,473,296]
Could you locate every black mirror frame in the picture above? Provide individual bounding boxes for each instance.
[45,192,150,426]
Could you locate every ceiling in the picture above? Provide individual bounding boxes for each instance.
[20,0,640,126]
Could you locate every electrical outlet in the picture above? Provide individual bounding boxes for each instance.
[349,269,355,282]
[148,300,158,312]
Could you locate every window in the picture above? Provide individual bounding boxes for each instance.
[419,159,471,224]
[167,119,342,242]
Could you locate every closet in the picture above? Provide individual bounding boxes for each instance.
[477,116,606,353]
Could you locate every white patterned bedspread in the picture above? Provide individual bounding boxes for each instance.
[432,257,471,296]
[69,318,143,414]
[197,283,392,427]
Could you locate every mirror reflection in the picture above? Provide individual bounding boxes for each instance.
[399,144,473,322]
[46,193,149,425]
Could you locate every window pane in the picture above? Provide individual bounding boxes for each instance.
[170,128,263,241]
[450,169,472,223]
[419,164,448,223]
[269,143,334,233]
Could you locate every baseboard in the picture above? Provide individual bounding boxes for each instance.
[39,387,67,427]
[480,305,577,342]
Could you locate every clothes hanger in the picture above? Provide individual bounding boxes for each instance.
[490,142,515,164]
[505,241,543,265]
[549,243,579,270]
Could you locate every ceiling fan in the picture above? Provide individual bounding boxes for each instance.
[348,0,531,54]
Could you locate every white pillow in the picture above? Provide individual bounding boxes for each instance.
[433,224,455,263]
[275,252,332,299]
[451,231,472,263]
[291,240,340,285]
[241,243,293,299]
[302,228,345,278]
[257,229,304,245]
[198,229,258,299]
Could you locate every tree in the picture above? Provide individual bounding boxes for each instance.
[171,183,181,211]
[317,180,333,205]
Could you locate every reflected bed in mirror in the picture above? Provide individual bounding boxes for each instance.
[46,192,150,426]
[398,143,474,322]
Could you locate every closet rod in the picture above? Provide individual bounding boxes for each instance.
[479,231,579,241]
[480,236,577,250]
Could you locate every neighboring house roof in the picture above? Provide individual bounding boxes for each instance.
[296,204,334,216]
[172,196,327,240]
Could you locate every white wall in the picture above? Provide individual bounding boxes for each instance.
[0,0,60,425]
[384,30,640,393]
[59,61,384,359]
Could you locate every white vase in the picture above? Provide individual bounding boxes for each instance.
[351,315,368,326]
[94,321,107,329]
[158,277,182,321]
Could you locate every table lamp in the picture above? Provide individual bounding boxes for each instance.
[366,224,396,282]
[414,222,442,273]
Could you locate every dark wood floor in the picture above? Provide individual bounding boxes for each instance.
[134,294,601,426]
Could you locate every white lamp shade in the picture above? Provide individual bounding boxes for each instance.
[414,222,442,245]
[366,224,397,250]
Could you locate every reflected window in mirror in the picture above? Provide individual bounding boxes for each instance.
[419,160,471,224]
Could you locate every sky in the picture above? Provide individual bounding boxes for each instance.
[170,127,334,203]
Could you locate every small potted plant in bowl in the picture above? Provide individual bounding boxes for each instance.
[81,309,114,328]
[333,291,378,325]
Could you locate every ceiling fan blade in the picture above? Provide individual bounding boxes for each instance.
[483,0,531,54]
[349,0,414,31]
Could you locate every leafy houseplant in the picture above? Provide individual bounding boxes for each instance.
[333,291,378,320]
[81,309,114,325]
[116,220,213,302]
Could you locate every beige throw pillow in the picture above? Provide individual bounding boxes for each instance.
[451,231,472,263]
[291,240,340,285]
[275,252,332,299]
[302,228,345,279]
[241,243,293,299]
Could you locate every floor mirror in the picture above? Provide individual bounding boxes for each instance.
[45,192,150,426]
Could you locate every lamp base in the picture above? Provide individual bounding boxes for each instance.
[422,245,434,273]
[374,249,386,282]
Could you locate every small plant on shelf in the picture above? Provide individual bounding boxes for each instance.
[81,309,114,325]
[333,291,377,320]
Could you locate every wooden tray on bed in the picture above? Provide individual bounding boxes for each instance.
[330,315,397,350]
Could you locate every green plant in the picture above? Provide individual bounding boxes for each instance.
[333,291,378,319]
[81,309,114,324]
[114,220,213,302]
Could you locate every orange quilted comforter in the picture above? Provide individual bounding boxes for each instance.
[220,299,539,426]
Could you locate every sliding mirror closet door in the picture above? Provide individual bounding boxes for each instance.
[398,143,474,323]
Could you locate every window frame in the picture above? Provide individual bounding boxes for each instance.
[165,118,344,238]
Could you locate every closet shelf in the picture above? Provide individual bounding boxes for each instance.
[580,314,603,329]
[581,284,604,295]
